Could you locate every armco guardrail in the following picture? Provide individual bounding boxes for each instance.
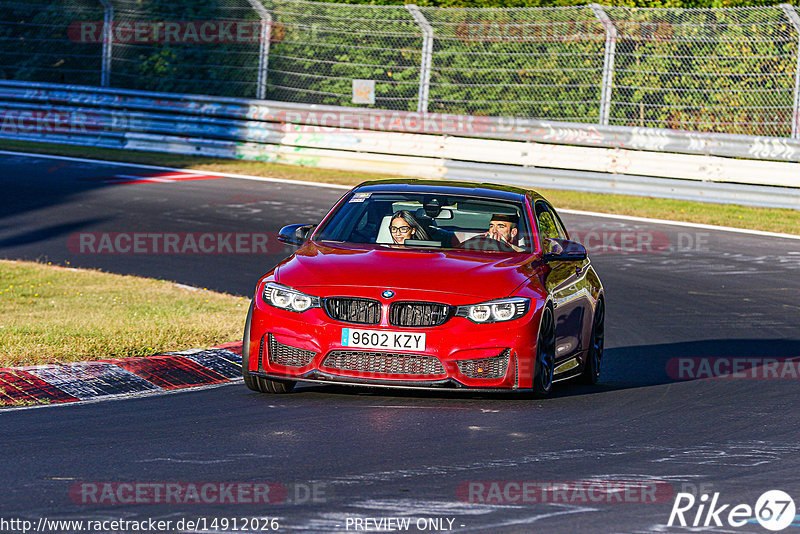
[1,80,799,210]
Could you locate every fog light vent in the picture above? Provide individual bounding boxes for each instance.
[268,334,315,367]
[457,350,510,379]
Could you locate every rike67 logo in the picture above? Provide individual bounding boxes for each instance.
[668,490,796,531]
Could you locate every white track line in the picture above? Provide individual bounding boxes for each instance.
[559,209,800,241]
[2,149,798,240]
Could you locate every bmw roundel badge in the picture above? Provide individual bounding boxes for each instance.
[381,290,395,299]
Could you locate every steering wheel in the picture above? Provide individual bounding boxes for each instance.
[459,235,517,252]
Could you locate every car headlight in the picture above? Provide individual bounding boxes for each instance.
[262,282,321,313]
[456,297,530,323]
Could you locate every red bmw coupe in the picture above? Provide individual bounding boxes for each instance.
[242,180,604,396]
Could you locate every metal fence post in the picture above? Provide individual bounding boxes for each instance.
[406,4,433,113]
[246,0,272,100]
[590,4,617,126]
[780,4,800,139]
[99,0,113,87]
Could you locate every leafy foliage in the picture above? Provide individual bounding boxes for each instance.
[1,0,799,135]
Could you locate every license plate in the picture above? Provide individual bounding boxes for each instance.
[341,328,426,352]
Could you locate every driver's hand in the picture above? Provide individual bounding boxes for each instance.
[487,229,507,243]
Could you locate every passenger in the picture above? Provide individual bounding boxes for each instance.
[389,210,431,246]
[484,213,523,251]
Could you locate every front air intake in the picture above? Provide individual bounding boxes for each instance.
[322,351,445,376]
[267,334,316,367]
[457,350,511,379]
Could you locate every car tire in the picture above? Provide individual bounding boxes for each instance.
[241,300,260,392]
[533,306,555,398]
[580,298,604,385]
[242,301,297,394]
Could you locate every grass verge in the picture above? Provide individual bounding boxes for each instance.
[1,139,798,235]
[0,259,248,367]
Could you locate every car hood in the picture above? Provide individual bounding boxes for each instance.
[275,241,540,299]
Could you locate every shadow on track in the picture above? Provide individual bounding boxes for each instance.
[600,338,800,387]
[0,218,107,249]
[247,338,800,402]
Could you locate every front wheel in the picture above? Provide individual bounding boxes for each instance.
[242,301,296,394]
[580,299,604,385]
[533,307,555,397]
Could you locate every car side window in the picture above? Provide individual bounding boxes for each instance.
[534,201,566,252]
[547,203,570,241]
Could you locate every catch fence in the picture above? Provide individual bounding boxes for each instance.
[2,1,800,137]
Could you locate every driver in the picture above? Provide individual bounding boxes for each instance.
[484,213,523,252]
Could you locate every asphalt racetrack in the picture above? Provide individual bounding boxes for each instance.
[1,151,800,533]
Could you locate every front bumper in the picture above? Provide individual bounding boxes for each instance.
[247,291,544,390]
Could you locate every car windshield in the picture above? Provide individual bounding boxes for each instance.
[314,191,533,253]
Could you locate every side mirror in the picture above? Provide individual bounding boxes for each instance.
[278,224,316,246]
[542,238,587,262]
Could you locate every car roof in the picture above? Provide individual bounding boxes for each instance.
[353,179,546,204]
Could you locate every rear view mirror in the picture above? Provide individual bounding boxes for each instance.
[435,208,453,220]
[414,207,453,222]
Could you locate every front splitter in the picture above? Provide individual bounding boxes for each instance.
[251,370,528,394]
